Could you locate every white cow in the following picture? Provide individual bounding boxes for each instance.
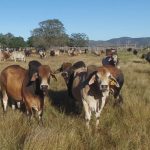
[50,50,60,56]
[39,50,46,59]
[11,51,26,62]
[72,66,119,129]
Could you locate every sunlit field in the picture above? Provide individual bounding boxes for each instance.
[0,51,150,150]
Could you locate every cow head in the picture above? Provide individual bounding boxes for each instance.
[54,62,72,84]
[39,65,57,91]
[54,62,72,74]
[28,61,57,95]
[88,67,119,93]
[54,61,86,85]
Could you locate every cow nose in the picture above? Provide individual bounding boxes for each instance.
[101,85,108,91]
[40,85,48,91]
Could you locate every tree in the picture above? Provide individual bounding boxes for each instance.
[9,37,26,48]
[31,19,68,48]
[0,33,26,48]
[0,34,7,48]
[68,33,89,47]
[0,33,14,48]
[26,36,34,47]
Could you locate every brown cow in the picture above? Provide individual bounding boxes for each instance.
[0,60,57,122]
[54,61,86,99]
[0,51,11,61]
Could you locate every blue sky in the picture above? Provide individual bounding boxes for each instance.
[0,0,150,40]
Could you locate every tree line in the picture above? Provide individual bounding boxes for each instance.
[0,33,26,49]
[0,19,89,49]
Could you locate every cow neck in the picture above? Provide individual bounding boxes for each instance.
[88,81,102,99]
[83,71,103,99]
[26,78,44,99]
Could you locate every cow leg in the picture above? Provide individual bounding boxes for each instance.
[38,109,43,125]
[114,92,123,106]
[27,109,33,122]
[12,104,16,110]
[26,105,33,122]
[75,101,83,114]
[95,96,106,128]
[82,100,91,129]
[11,99,16,110]
[17,102,21,109]
[2,90,8,112]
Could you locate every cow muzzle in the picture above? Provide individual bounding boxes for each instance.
[101,85,109,92]
[40,85,48,93]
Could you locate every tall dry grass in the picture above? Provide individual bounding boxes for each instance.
[0,52,149,150]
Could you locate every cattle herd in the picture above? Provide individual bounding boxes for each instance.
[0,47,149,129]
[54,60,124,128]
[0,47,88,61]
[0,47,150,63]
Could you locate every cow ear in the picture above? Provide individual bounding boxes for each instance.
[54,67,62,74]
[88,74,96,85]
[30,72,38,81]
[50,73,57,81]
[109,75,120,87]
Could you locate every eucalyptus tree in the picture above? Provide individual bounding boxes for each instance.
[69,33,89,47]
[32,19,68,48]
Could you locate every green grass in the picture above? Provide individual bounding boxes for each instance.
[0,51,150,150]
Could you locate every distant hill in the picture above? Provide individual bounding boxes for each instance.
[89,37,150,47]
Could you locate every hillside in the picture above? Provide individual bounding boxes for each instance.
[89,37,150,47]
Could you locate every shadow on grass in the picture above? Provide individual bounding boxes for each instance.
[134,69,150,74]
[48,89,78,115]
[132,60,145,64]
[0,89,77,115]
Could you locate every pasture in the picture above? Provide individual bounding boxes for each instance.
[0,51,150,150]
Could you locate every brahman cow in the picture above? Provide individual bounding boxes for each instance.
[71,66,119,128]
[54,61,86,99]
[87,65,124,105]
[55,61,120,128]
[24,49,31,57]
[0,50,11,61]
[102,54,119,68]
[50,50,60,56]
[68,49,79,56]
[0,60,57,122]
[127,48,132,52]
[141,52,150,63]
[10,51,26,62]
[102,49,119,67]
[39,50,46,59]
[133,49,138,55]
[55,62,124,106]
